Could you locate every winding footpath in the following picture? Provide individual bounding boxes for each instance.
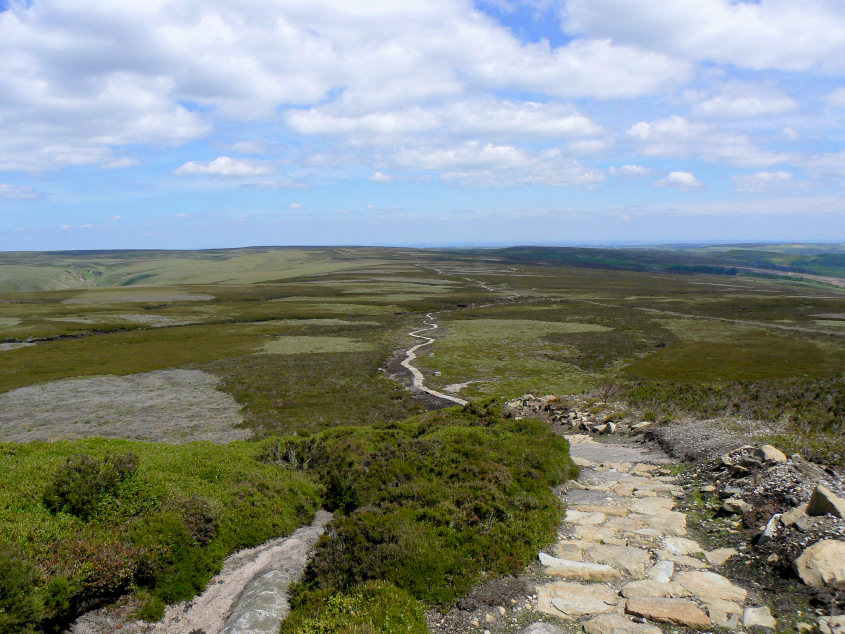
[401,313,468,406]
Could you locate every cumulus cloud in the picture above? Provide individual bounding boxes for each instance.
[692,94,798,119]
[733,171,794,192]
[627,115,789,167]
[391,141,603,187]
[0,184,44,200]
[173,156,274,177]
[610,164,652,177]
[562,0,845,72]
[825,87,845,108]
[369,172,393,183]
[655,171,702,189]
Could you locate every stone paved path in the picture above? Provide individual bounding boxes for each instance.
[532,434,776,632]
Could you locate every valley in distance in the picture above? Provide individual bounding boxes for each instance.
[1,243,843,633]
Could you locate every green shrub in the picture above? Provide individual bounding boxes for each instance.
[43,452,138,520]
[280,581,427,634]
[0,543,41,634]
[279,399,577,608]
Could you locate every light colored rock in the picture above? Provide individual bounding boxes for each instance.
[675,570,747,603]
[582,614,662,634]
[553,542,584,561]
[536,581,620,618]
[570,503,628,517]
[722,497,752,515]
[538,552,622,582]
[573,524,627,545]
[605,461,632,472]
[620,580,689,599]
[603,515,646,532]
[583,544,652,578]
[818,615,845,634]
[705,547,738,566]
[647,560,674,583]
[628,497,675,514]
[633,510,687,536]
[757,514,780,545]
[807,485,845,519]
[793,540,845,587]
[755,445,787,463]
[565,510,608,525]
[572,456,597,468]
[625,597,711,628]
[655,549,708,569]
[797,622,815,633]
[705,599,743,629]
[630,463,659,476]
[519,623,564,634]
[782,505,808,527]
[633,489,656,498]
[743,606,777,630]
[663,536,703,556]
[631,421,652,431]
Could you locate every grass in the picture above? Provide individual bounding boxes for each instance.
[261,335,375,354]
[0,438,320,632]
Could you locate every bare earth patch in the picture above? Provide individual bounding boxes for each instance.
[0,369,249,443]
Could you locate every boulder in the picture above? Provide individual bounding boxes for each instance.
[675,570,747,603]
[519,624,564,634]
[757,514,781,545]
[705,598,743,629]
[647,560,674,583]
[582,614,662,634]
[625,597,711,628]
[705,547,738,566]
[781,505,808,527]
[755,445,787,463]
[620,580,689,599]
[722,497,752,515]
[743,606,777,630]
[817,615,845,634]
[663,536,703,556]
[806,485,845,519]
[536,581,620,618]
[793,540,845,587]
[538,552,622,582]
[583,544,652,578]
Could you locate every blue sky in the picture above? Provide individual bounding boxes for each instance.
[1,0,845,250]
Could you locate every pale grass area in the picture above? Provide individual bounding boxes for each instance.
[260,335,374,355]
[62,291,215,304]
[0,369,248,443]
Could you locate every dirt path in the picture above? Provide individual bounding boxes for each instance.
[529,434,775,632]
[401,312,467,406]
[71,511,332,634]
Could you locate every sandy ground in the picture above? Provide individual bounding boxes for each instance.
[70,510,333,634]
[0,369,250,443]
[0,341,35,352]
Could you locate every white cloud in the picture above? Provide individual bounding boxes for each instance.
[825,87,845,108]
[391,141,603,187]
[369,172,393,183]
[102,157,141,169]
[655,171,702,189]
[289,203,302,209]
[562,0,845,72]
[627,115,790,167]
[232,140,268,154]
[610,164,652,177]
[173,156,274,177]
[0,183,43,200]
[692,94,798,119]
[733,171,794,192]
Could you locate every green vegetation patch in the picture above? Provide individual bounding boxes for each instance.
[0,438,320,632]
[260,336,375,355]
[273,400,577,612]
[280,581,427,634]
[420,318,611,398]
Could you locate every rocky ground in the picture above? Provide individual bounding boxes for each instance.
[427,395,845,633]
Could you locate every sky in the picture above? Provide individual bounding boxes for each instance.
[1,0,845,250]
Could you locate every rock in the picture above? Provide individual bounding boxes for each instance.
[743,606,777,630]
[807,485,845,519]
[655,549,709,569]
[593,424,608,434]
[572,456,597,468]
[818,615,845,634]
[519,624,564,634]
[755,445,787,463]
[721,454,735,467]
[793,540,845,587]
[538,552,622,582]
[606,422,617,434]
[701,485,716,493]
[631,421,652,431]
[795,515,817,532]
[705,599,743,629]
[497,606,506,616]
[647,560,674,583]
[723,485,744,497]
[536,581,620,618]
[582,614,662,634]
[705,547,738,566]
[625,597,711,628]
[663,536,703,556]
[620,580,689,599]
[485,612,495,623]
[583,544,652,578]
[565,510,607,525]
[782,505,808,527]
[633,509,687,536]
[675,570,747,603]
[757,514,781,545]
[722,497,752,515]
[553,542,584,560]
[797,623,815,633]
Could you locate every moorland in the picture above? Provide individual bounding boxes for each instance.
[0,244,843,632]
